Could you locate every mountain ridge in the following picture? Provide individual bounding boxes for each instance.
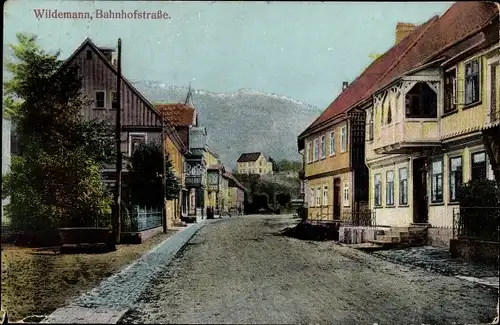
[133,81,322,169]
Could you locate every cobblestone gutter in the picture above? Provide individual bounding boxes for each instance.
[41,219,224,324]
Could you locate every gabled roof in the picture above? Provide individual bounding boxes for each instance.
[60,38,187,153]
[155,103,197,127]
[362,2,498,100]
[237,152,262,163]
[299,15,438,139]
[223,172,247,192]
[299,2,498,141]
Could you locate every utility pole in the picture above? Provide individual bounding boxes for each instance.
[113,38,122,245]
[162,126,167,233]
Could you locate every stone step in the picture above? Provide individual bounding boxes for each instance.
[386,231,409,238]
[374,235,400,243]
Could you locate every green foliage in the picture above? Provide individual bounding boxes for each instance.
[458,179,500,241]
[275,159,301,173]
[2,33,113,230]
[128,142,181,207]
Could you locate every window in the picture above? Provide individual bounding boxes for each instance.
[340,126,347,152]
[323,186,328,206]
[128,133,147,156]
[405,82,437,118]
[307,142,313,163]
[259,168,262,173]
[313,138,319,161]
[471,152,487,181]
[444,68,457,113]
[464,59,481,106]
[374,174,382,206]
[320,135,326,159]
[329,131,336,156]
[431,159,443,203]
[386,170,394,206]
[367,108,374,141]
[111,91,119,109]
[386,98,392,125]
[398,167,408,205]
[449,156,462,202]
[343,183,349,207]
[86,50,92,60]
[316,188,321,207]
[310,188,315,207]
[95,91,106,108]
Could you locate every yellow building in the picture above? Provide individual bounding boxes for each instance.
[363,2,499,247]
[236,152,274,175]
[163,128,187,228]
[205,146,230,215]
[223,172,246,214]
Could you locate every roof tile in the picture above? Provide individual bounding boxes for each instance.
[155,103,196,127]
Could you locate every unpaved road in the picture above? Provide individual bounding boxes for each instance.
[121,215,497,325]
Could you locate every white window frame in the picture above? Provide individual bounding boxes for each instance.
[315,188,321,207]
[374,173,382,206]
[340,126,348,153]
[463,57,481,106]
[329,131,336,156]
[307,141,313,163]
[95,90,106,109]
[343,183,349,207]
[322,185,328,206]
[320,135,326,159]
[310,188,315,207]
[386,170,394,206]
[128,132,148,157]
[313,138,319,162]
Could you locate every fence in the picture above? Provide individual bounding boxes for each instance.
[340,210,376,227]
[307,204,376,227]
[121,205,163,233]
[453,206,500,242]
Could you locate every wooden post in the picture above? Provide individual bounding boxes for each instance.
[113,38,122,244]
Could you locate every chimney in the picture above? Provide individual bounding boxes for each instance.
[342,81,349,92]
[395,22,417,45]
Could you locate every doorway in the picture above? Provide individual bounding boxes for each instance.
[333,178,341,220]
[412,157,428,223]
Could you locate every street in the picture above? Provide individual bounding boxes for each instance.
[121,215,497,325]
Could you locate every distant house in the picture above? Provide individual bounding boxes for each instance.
[236,152,273,175]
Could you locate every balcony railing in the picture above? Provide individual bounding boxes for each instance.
[185,175,203,186]
[374,118,440,154]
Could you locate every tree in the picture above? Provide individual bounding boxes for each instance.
[127,142,181,207]
[276,192,291,207]
[2,33,114,230]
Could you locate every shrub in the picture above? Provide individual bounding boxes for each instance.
[458,179,500,241]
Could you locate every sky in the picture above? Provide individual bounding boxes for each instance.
[3,1,454,109]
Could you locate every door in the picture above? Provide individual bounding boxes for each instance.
[412,158,428,223]
[333,178,341,220]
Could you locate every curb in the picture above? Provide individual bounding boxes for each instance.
[42,220,219,324]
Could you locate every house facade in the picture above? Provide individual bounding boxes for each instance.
[298,107,369,221]
[236,152,274,175]
[224,172,246,214]
[155,102,209,222]
[63,38,182,230]
[206,147,229,215]
[362,2,499,246]
[163,130,188,228]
